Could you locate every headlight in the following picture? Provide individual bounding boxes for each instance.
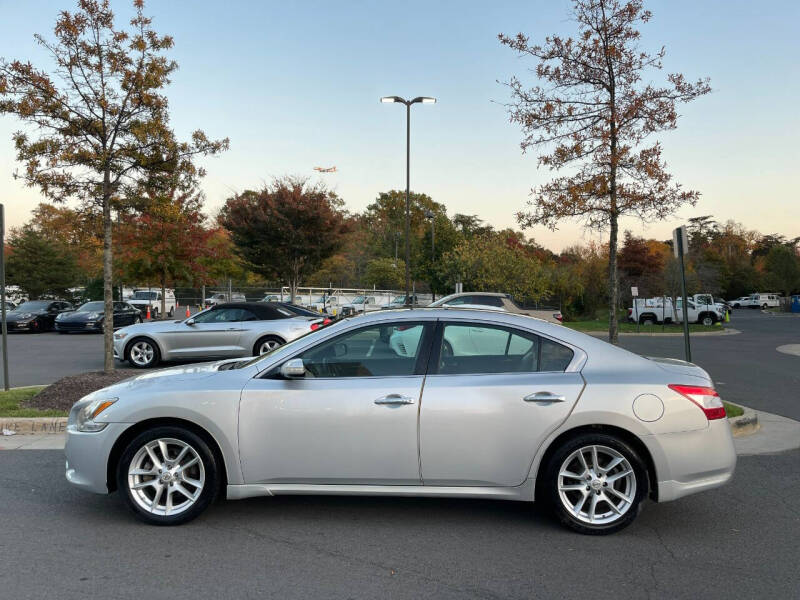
[17,313,33,319]
[114,331,128,340]
[55,313,64,320]
[74,397,117,432]
[86,312,102,319]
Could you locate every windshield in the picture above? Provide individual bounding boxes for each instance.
[390,296,405,304]
[13,301,49,311]
[79,301,104,311]
[352,295,365,304]
[132,291,158,300]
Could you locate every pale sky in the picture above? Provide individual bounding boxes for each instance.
[1,0,798,250]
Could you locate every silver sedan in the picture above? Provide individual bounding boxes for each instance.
[67,308,735,534]
[112,302,325,368]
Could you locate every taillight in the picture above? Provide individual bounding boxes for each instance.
[554,313,563,322]
[310,322,321,331]
[668,384,726,420]
[322,318,332,326]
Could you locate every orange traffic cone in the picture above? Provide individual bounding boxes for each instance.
[185,306,191,318]
[145,306,151,320]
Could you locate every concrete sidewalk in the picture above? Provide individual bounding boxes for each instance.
[3,409,798,454]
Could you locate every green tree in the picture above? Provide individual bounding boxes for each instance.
[500,0,710,343]
[219,177,350,301]
[763,245,800,295]
[6,227,80,299]
[439,233,550,303]
[0,0,228,370]
[363,258,405,290]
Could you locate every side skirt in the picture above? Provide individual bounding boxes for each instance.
[227,480,535,502]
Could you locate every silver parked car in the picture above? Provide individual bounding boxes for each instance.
[67,308,735,534]
[113,302,324,368]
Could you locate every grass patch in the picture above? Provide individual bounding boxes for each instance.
[0,386,66,418]
[563,320,720,333]
[724,401,744,418]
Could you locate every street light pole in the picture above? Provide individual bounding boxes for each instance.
[426,209,436,301]
[381,95,436,305]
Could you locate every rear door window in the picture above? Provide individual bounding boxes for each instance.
[435,322,574,375]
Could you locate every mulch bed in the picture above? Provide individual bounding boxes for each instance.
[23,369,140,412]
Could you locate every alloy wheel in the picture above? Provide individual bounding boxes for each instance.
[129,341,155,366]
[557,444,636,525]
[127,438,205,517]
[259,339,282,354]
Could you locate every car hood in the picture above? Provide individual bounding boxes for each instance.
[646,356,712,385]
[58,311,100,321]
[91,359,243,399]
[6,311,47,320]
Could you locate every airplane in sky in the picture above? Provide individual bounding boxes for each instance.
[313,166,337,173]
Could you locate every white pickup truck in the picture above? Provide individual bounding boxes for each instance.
[628,296,725,326]
[339,295,387,316]
[126,289,177,319]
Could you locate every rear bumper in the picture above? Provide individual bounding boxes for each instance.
[645,418,737,502]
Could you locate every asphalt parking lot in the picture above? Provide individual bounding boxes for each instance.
[2,309,798,419]
[0,448,797,599]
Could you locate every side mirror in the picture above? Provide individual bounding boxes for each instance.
[280,358,306,378]
[185,318,195,326]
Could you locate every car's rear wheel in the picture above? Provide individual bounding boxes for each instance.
[543,433,647,535]
[117,426,220,525]
[254,335,284,356]
[700,314,716,326]
[126,337,160,368]
[639,315,656,326]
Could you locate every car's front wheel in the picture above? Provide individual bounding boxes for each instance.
[543,433,647,535]
[126,337,160,368]
[117,426,220,525]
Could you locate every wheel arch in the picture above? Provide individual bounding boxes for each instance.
[532,424,659,502]
[106,417,228,494]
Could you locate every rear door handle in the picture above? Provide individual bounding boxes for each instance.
[374,394,415,405]
[524,392,566,404]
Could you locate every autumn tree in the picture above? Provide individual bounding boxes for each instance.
[500,0,710,343]
[0,0,228,371]
[219,177,350,301]
[363,258,405,290]
[116,184,222,317]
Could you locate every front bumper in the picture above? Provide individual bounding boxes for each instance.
[646,418,737,502]
[65,423,132,494]
[56,322,102,332]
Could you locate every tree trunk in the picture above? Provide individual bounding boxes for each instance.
[102,187,114,373]
[608,211,619,344]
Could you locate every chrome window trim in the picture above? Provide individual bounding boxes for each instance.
[433,319,587,376]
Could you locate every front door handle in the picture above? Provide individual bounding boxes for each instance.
[374,394,415,405]
[524,391,566,404]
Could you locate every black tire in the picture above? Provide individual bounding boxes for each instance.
[168,308,174,318]
[253,335,285,356]
[762,303,767,309]
[639,315,656,326]
[116,426,220,526]
[542,432,648,535]
[700,313,716,326]
[125,337,161,368]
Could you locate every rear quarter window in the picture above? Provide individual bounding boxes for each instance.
[540,338,574,371]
